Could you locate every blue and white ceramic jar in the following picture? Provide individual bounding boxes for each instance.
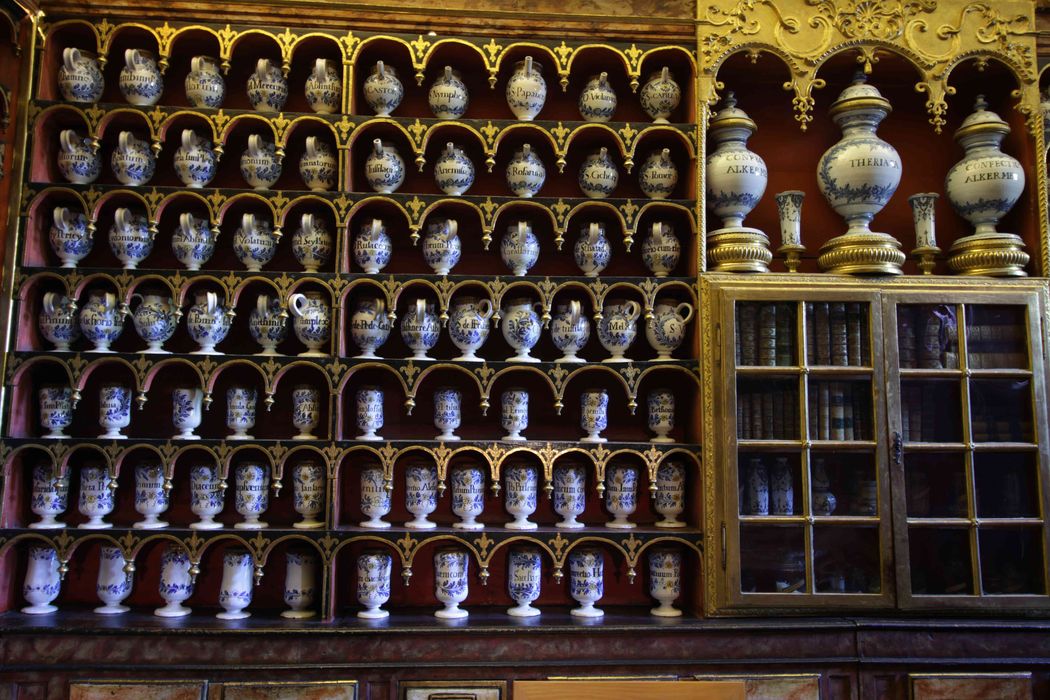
[189,464,224,529]
[597,298,640,362]
[641,221,680,277]
[770,457,793,515]
[299,136,337,192]
[185,55,225,108]
[350,296,391,359]
[174,129,217,188]
[119,49,163,106]
[400,298,441,360]
[355,386,384,441]
[111,131,156,186]
[22,546,61,615]
[291,385,321,440]
[506,56,545,121]
[433,549,470,619]
[249,294,287,355]
[39,292,80,351]
[186,290,232,355]
[360,466,391,528]
[30,464,68,529]
[505,143,545,198]
[353,218,392,273]
[500,388,529,441]
[655,460,686,528]
[98,385,132,440]
[580,388,609,443]
[79,291,124,353]
[58,47,103,103]
[291,213,333,273]
[746,458,769,516]
[129,292,180,353]
[706,93,767,229]
[171,386,203,440]
[551,300,589,363]
[574,222,611,277]
[226,386,257,441]
[433,386,462,441]
[171,213,216,271]
[405,464,438,530]
[569,548,604,617]
[646,299,693,361]
[434,142,475,196]
[283,550,317,618]
[39,385,74,439]
[365,139,405,193]
[108,207,154,269]
[448,296,493,362]
[504,464,538,530]
[232,213,279,271]
[639,148,678,199]
[292,462,325,529]
[49,207,93,268]
[578,71,617,122]
[647,388,675,443]
[78,464,115,526]
[217,549,254,619]
[288,291,331,356]
[648,549,682,617]
[429,65,469,119]
[363,61,403,117]
[357,551,392,618]
[240,134,282,190]
[234,463,269,529]
[155,545,193,616]
[95,545,133,615]
[247,58,288,112]
[553,464,586,529]
[57,130,101,184]
[305,58,341,114]
[578,147,618,198]
[500,220,540,276]
[422,218,461,275]
[604,463,637,529]
[451,465,485,530]
[501,298,542,362]
[639,66,680,124]
[507,548,543,617]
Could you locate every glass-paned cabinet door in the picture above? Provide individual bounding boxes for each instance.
[883,289,1050,610]
[716,288,894,609]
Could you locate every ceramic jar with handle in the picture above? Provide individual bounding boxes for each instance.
[400,298,440,360]
[288,291,331,356]
[49,207,93,268]
[579,147,618,198]
[174,129,217,188]
[506,144,546,198]
[292,213,333,272]
[646,299,694,360]
[39,292,80,350]
[354,218,392,273]
[363,61,403,116]
[305,58,341,114]
[248,295,287,355]
[579,71,617,122]
[422,218,461,275]
[240,134,282,190]
[185,55,225,108]
[501,298,543,362]
[108,208,154,269]
[119,48,163,106]
[365,139,406,193]
[551,300,589,363]
[639,148,678,199]
[186,290,232,355]
[171,213,216,271]
[233,213,279,271]
[58,47,104,103]
[111,131,156,186]
[79,291,124,352]
[506,56,546,121]
[448,296,493,362]
[574,222,611,277]
[639,67,681,124]
[299,136,337,192]
[434,142,475,196]
[597,298,640,362]
[429,65,469,119]
[129,292,181,353]
[57,130,101,184]
[247,58,288,112]
[350,297,391,359]
[500,221,540,276]
[641,221,680,277]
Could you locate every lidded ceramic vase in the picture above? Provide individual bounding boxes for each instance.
[429,65,469,119]
[578,71,617,122]
[305,58,342,114]
[247,58,288,112]
[639,67,680,124]
[364,61,404,116]
[706,93,767,230]
[185,55,225,108]
[506,56,546,121]
[119,49,164,106]
[58,47,104,103]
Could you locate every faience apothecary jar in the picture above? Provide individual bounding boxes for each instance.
[249,295,288,355]
[640,67,681,124]
[646,298,694,360]
[172,213,216,271]
[291,213,333,273]
[448,296,493,362]
[422,218,462,275]
[57,130,101,184]
[400,298,441,360]
[350,296,392,359]
[579,147,619,199]
[111,131,156,186]
[40,292,80,351]
[185,55,225,108]
[174,129,217,188]
[551,300,589,363]
[638,148,678,199]
[186,290,232,355]
[119,49,163,106]
[357,551,392,618]
[240,134,282,190]
[79,291,124,353]
[233,213,279,272]
[283,550,317,619]
[247,58,288,112]
[500,220,540,276]
[364,61,404,117]
[365,139,406,194]
[129,292,181,354]
[305,58,341,114]
[578,72,617,122]
[506,56,546,121]
[501,298,543,362]
[434,142,475,196]
[50,207,92,268]
[299,136,337,192]
[31,464,68,529]
[641,222,680,277]
[354,218,392,274]
[108,207,154,269]
[597,298,641,362]
[574,222,611,277]
[58,47,104,103]
[288,291,332,356]
[506,144,546,198]
[429,65,469,119]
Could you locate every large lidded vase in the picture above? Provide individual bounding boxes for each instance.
[816,72,905,275]
[944,96,1029,277]
[705,92,770,272]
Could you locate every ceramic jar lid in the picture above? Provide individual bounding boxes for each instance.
[828,71,891,119]
[708,92,756,136]
[954,95,1010,141]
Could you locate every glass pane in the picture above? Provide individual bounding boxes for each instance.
[736,302,797,367]
[974,453,1041,519]
[979,528,1046,595]
[965,304,1029,370]
[970,378,1034,443]
[811,451,878,517]
[738,452,801,516]
[814,526,881,593]
[737,377,799,440]
[805,302,870,367]
[897,304,959,370]
[908,528,973,595]
[904,453,968,518]
[807,378,872,441]
[740,524,806,593]
[900,379,963,443]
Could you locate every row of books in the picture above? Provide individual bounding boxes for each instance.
[737,382,798,440]
[736,303,796,367]
[900,384,958,443]
[965,318,1028,370]
[898,305,958,370]
[805,302,869,368]
[806,381,872,442]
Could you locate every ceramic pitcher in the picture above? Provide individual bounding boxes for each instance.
[119,48,163,106]
[50,207,93,268]
[57,130,101,184]
[174,129,217,188]
[640,66,681,124]
[111,131,156,186]
[58,47,104,103]
[186,290,232,354]
[247,57,288,112]
[288,291,331,356]
[305,58,341,114]
[185,55,225,108]
[578,71,617,122]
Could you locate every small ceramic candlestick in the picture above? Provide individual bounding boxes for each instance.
[217,549,254,620]
[189,464,224,530]
[154,545,193,617]
[405,465,438,529]
[647,548,682,617]
[433,549,469,619]
[226,387,257,440]
[500,388,529,442]
[30,464,68,529]
[78,465,114,529]
[775,190,806,272]
[604,464,638,529]
[22,546,61,615]
[507,548,543,617]
[579,389,609,443]
[504,464,538,530]
[98,384,132,439]
[433,386,462,441]
[451,465,486,530]
[292,462,325,529]
[355,386,384,441]
[234,463,269,530]
[357,550,393,619]
[282,550,317,619]
[909,192,940,275]
[647,389,675,443]
[291,385,321,440]
[94,545,133,615]
[654,460,686,528]
[39,386,74,438]
[553,464,586,529]
[569,548,604,617]
[360,466,392,529]
[133,463,169,529]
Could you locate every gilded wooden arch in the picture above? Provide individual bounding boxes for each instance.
[157,109,219,143]
[269,360,336,394]
[215,191,280,223]
[565,200,630,240]
[175,273,229,306]
[491,200,560,245]
[589,279,649,310]
[410,363,485,401]
[217,112,280,147]
[562,122,631,160]
[390,277,443,309]
[346,195,413,233]
[96,21,159,65]
[403,533,485,571]
[490,121,560,157]
[347,118,415,149]
[74,355,142,393]
[3,443,60,470]
[204,357,269,395]
[140,357,207,392]
[88,187,155,222]
[415,196,487,233]
[558,535,631,568]
[632,535,704,560]
[162,24,224,73]
[228,274,286,303]
[219,443,277,481]
[561,364,633,401]
[562,43,633,84]
[483,535,559,567]
[31,103,91,137]
[484,364,557,405]
[329,534,404,565]
[635,364,701,391]
[334,361,411,398]
[111,441,170,474]
[123,273,181,302]
[94,107,158,145]
[287,31,348,64]
[27,187,90,220]
[15,270,72,301]
[655,446,702,471]
[192,532,258,565]
[224,28,285,70]
[0,531,63,558]
[546,279,600,311]
[336,277,393,310]
[419,120,487,156]
[59,531,127,561]
[156,189,217,223]
[651,278,701,306]
[415,37,488,83]
[258,533,327,565]
[631,125,697,160]
[41,19,102,54]
[59,442,114,471]
[125,531,191,562]
[278,194,341,229]
[349,34,415,68]
[489,42,560,80]
[280,114,342,149]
